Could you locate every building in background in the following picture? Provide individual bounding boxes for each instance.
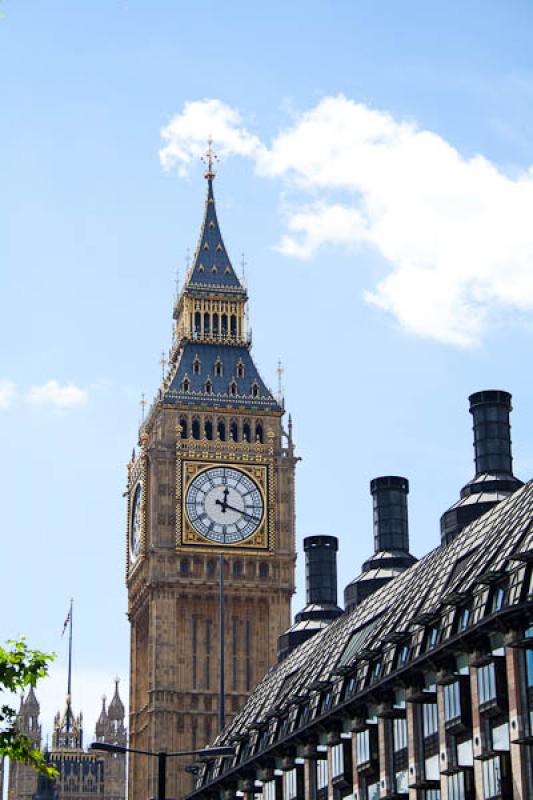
[188,392,533,800]
[126,152,297,800]
[7,681,126,800]
[8,689,43,800]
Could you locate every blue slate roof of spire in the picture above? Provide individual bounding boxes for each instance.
[188,177,244,290]
[163,343,281,411]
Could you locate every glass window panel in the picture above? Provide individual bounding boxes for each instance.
[317,759,329,790]
[492,722,509,752]
[457,739,473,767]
[423,703,439,737]
[395,769,409,793]
[425,754,440,781]
[366,781,380,800]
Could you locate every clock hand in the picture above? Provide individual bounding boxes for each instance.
[215,487,231,513]
[220,501,260,521]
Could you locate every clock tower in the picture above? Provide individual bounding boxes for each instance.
[126,158,297,800]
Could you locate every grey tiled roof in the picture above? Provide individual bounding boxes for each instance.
[164,343,281,411]
[218,481,533,743]
[187,177,244,291]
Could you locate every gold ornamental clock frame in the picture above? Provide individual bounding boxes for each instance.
[175,432,276,554]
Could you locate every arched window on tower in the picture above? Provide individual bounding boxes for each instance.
[204,379,212,395]
[192,418,201,440]
[214,359,223,377]
[217,419,226,441]
[213,313,219,336]
[182,378,190,393]
[194,312,201,336]
[230,420,238,441]
[193,357,201,375]
[229,381,237,397]
[179,417,188,438]
[205,419,213,440]
[236,361,245,378]
[230,315,237,337]
[255,423,264,443]
[251,381,259,398]
[221,314,228,337]
[243,421,251,442]
[204,312,210,336]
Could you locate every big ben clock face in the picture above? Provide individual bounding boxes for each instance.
[185,466,264,544]
[130,483,142,559]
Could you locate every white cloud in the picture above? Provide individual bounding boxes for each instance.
[160,96,533,347]
[160,99,263,177]
[0,380,16,409]
[26,380,88,408]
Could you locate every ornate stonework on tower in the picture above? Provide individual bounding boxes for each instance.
[7,679,126,800]
[126,159,297,800]
[94,681,127,800]
[7,689,42,800]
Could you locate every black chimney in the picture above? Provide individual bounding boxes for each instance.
[344,476,416,613]
[440,390,523,545]
[278,535,343,661]
[470,390,514,476]
[371,476,410,553]
[305,535,338,606]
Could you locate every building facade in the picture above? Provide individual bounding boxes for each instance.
[8,689,42,800]
[126,161,297,800]
[189,481,533,800]
[7,682,126,800]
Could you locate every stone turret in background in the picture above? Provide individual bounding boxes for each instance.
[440,390,523,545]
[7,688,42,800]
[93,679,127,800]
[344,476,417,612]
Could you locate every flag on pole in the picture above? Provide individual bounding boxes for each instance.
[61,607,71,637]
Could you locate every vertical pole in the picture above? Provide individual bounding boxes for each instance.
[157,752,166,800]
[67,598,73,731]
[219,552,225,732]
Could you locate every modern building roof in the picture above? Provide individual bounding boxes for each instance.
[190,481,533,795]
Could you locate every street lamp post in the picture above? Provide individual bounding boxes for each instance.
[90,742,235,800]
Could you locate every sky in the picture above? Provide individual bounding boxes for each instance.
[1,0,533,751]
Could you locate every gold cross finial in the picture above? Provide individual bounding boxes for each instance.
[277,360,285,400]
[160,350,168,380]
[202,136,218,180]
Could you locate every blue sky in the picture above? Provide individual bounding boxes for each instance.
[1,0,533,744]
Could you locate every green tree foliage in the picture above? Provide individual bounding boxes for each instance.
[0,639,57,777]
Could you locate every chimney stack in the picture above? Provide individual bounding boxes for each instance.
[440,390,523,545]
[305,535,339,607]
[277,535,342,661]
[344,476,416,613]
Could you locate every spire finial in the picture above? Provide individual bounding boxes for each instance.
[277,360,285,402]
[202,136,218,180]
[159,351,168,380]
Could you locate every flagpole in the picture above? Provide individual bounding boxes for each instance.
[67,598,73,730]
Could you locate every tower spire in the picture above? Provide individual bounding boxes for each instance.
[181,143,243,291]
